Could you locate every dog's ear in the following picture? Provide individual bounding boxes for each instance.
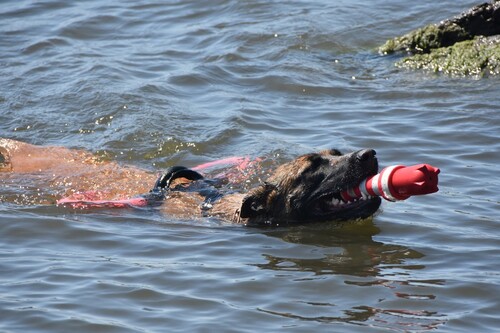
[240,183,276,219]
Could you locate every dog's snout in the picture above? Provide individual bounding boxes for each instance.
[356,149,376,162]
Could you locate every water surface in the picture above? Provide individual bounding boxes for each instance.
[1,1,499,332]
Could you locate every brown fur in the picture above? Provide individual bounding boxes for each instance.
[0,139,381,226]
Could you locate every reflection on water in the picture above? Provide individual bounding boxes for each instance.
[258,306,444,332]
[256,220,447,331]
[259,219,423,277]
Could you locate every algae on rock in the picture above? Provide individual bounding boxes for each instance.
[379,23,470,54]
[397,36,500,76]
[379,1,500,76]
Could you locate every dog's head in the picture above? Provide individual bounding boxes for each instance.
[240,149,381,226]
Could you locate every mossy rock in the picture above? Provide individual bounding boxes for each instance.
[380,23,470,54]
[379,1,500,76]
[380,1,500,54]
[396,36,500,76]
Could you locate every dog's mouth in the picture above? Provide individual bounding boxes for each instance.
[312,190,381,218]
[308,164,381,221]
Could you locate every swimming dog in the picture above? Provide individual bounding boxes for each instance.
[0,138,381,226]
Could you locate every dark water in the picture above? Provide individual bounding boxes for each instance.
[1,0,499,332]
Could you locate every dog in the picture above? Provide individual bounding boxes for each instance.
[0,138,381,226]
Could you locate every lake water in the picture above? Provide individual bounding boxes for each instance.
[1,1,499,332]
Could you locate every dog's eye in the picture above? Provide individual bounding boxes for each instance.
[318,149,342,157]
[307,155,325,169]
[328,149,343,156]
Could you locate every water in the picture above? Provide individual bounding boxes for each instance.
[1,0,499,332]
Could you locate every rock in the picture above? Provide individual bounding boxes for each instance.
[397,35,500,76]
[380,1,500,54]
[379,1,500,76]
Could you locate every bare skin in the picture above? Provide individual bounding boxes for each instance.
[0,138,155,200]
[0,138,381,226]
[0,138,247,221]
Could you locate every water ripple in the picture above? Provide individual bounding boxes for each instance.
[1,0,499,332]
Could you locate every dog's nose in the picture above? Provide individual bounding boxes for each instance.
[356,149,376,162]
